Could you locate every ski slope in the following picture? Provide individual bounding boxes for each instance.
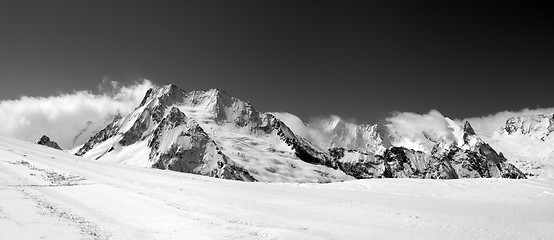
[1,136,553,240]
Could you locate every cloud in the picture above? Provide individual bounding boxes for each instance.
[461,108,554,139]
[384,108,554,152]
[0,79,155,149]
[275,110,461,153]
[385,110,458,152]
[271,106,554,156]
[97,76,121,95]
[4,78,550,154]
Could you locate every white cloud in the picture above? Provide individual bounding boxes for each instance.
[275,110,460,153]
[385,110,457,152]
[0,79,155,149]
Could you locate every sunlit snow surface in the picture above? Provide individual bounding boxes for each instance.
[486,132,554,177]
[177,102,350,182]
[1,137,553,240]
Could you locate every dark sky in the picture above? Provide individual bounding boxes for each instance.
[1,0,552,123]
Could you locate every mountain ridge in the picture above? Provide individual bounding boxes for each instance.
[74,84,528,182]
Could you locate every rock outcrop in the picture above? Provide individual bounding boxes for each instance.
[36,135,62,150]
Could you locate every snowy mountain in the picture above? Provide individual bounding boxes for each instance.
[76,84,350,183]
[75,85,256,181]
[74,84,526,182]
[484,113,554,177]
[329,121,525,179]
[275,111,526,179]
[503,113,554,141]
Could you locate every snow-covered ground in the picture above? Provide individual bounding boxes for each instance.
[1,136,553,240]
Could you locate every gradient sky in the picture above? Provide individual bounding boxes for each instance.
[1,1,552,124]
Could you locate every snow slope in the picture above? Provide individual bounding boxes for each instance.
[1,136,553,240]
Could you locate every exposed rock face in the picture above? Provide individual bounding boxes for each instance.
[381,147,429,178]
[148,107,255,181]
[330,148,384,179]
[270,111,525,180]
[444,147,487,178]
[36,135,62,150]
[334,146,457,179]
[328,145,525,180]
[460,122,525,178]
[270,116,338,169]
[120,84,187,146]
[325,122,526,179]
[138,84,187,109]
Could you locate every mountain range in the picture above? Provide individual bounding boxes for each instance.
[52,83,554,182]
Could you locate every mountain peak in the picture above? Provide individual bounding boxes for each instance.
[183,88,260,126]
[138,84,186,108]
[206,88,235,103]
[210,88,227,95]
[463,121,476,135]
[159,84,180,96]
